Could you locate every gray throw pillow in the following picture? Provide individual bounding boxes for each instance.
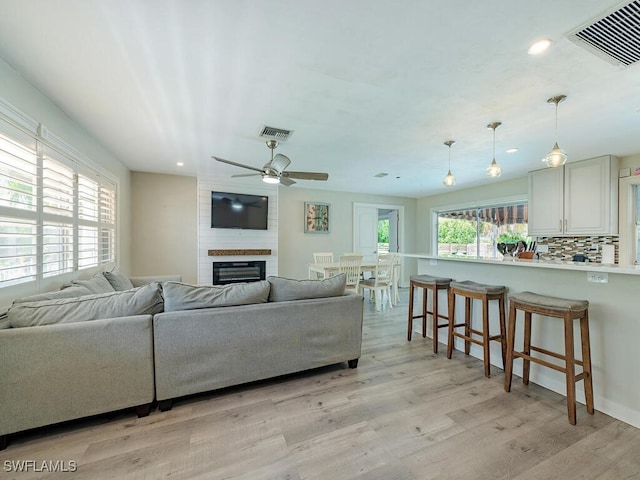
[163,281,270,312]
[102,271,135,291]
[8,282,164,328]
[11,285,93,304]
[267,274,346,302]
[63,274,116,294]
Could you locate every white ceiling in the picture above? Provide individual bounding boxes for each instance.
[0,0,639,198]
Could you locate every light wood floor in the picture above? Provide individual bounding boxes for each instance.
[2,290,639,479]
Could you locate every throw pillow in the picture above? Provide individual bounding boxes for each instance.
[63,274,116,294]
[102,271,135,291]
[163,280,270,312]
[267,274,346,302]
[11,285,93,304]
[8,282,164,328]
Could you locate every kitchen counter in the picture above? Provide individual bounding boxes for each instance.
[402,252,640,430]
[401,253,640,275]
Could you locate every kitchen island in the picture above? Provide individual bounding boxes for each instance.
[403,253,640,429]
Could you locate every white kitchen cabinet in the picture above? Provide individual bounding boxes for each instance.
[528,166,564,236]
[528,155,619,237]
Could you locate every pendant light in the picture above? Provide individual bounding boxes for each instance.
[542,94,567,168]
[443,140,456,187]
[486,122,502,178]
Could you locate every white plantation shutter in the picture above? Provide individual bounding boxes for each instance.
[77,172,99,269]
[0,124,38,286]
[99,180,116,264]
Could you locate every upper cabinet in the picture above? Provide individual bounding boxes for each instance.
[528,155,619,237]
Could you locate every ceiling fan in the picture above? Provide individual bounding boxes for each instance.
[212,140,329,186]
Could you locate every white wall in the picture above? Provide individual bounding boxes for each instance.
[277,187,417,281]
[197,178,279,284]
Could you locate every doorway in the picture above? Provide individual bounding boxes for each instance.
[353,202,404,286]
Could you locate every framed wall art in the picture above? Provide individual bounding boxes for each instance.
[304,202,330,233]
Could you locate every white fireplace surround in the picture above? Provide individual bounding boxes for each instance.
[197,178,278,285]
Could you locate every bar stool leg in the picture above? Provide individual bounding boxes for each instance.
[447,291,456,359]
[504,301,517,392]
[498,295,507,369]
[464,297,471,355]
[407,283,415,341]
[422,287,428,338]
[522,311,532,385]
[482,297,491,377]
[581,312,595,415]
[432,287,439,351]
[564,313,577,425]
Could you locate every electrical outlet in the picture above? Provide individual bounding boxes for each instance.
[587,271,608,283]
[537,244,549,253]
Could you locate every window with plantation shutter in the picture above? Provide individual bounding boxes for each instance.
[0,125,38,287]
[0,102,119,293]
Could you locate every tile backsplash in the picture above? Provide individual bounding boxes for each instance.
[535,236,619,263]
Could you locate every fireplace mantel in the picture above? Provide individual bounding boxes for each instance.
[208,249,272,256]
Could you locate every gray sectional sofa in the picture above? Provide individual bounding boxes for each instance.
[0,273,363,449]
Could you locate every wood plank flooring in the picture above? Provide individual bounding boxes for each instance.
[2,290,639,479]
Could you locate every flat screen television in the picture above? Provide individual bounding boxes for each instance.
[211,191,269,230]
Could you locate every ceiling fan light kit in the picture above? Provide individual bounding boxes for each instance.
[543,94,568,168]
[443,140,456,187]
[486,121,502,178]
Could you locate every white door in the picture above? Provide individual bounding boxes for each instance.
[353,205,379,262]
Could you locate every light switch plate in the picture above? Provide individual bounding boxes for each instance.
[537,244,549,253]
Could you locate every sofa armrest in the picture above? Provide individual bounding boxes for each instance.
[130,275,182,287]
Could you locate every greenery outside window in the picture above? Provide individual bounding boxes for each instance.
[437,202,528,259]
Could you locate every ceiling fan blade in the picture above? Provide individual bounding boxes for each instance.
[279,176,296,186]
[283,171,329,181]
[231,173,261,178]
[212,156,264,173]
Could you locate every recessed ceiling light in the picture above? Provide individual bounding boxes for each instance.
[176,162,184,167]
[528,39,552,55]
[506,148,519,153]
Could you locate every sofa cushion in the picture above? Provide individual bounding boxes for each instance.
[63,274,116,294]
[163,281,270,312]
[11,285,93,304]
[267,274,346,302]
[8,282,164,328]
[102,271,135,291]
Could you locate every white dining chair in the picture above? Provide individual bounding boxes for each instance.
[338,254,363,293]
[358,254,394,311]
[311,252,334,279]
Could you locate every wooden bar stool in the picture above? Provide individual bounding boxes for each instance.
[447,280,507,378]
[407,274,453,353]
[504,292,594,425]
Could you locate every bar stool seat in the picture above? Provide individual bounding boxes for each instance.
[447,280,507,378]
[504,291,594,425]
[407,274,453,353]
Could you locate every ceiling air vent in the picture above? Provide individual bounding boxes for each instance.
[258,125,293,142]
[568,0,640,67]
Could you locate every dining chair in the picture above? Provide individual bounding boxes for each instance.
[338,254,363,293]
[312,252,334,279]
[386,252,401,305]
[358,254,394,311]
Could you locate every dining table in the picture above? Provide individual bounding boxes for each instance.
[307,261,378,280]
